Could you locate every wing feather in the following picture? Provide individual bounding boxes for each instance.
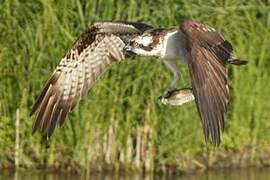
[180,20,230,146]
[31,21,153,136]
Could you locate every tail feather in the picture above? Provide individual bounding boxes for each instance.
[228,58,248,65]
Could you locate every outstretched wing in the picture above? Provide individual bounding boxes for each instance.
[31,21,153,137]
[180,20,232,146]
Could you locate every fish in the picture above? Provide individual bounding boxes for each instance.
[159,88,195,106]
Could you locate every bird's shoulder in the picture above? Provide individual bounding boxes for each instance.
[179,19,228,48]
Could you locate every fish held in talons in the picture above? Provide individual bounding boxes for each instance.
[159,88,195,106]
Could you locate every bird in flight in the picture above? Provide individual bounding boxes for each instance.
[31,20,247,146]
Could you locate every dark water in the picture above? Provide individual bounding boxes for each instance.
[1,168,270,180]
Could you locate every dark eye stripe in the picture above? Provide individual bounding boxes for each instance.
[140,44,153,51]
[131,40,153,51]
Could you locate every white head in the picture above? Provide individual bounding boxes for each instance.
[124,29,166,58]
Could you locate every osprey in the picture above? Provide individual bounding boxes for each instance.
[31,20,247,146]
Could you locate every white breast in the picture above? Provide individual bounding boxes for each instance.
[162,30,187,64]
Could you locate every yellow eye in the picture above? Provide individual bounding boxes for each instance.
[133,41,140,48]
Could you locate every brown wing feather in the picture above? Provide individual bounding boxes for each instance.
[180,20,230,146]
[31,22,153,137]
[181,19,233,64]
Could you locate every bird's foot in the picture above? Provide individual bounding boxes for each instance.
[158,88,176,100]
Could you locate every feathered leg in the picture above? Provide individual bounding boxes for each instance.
[162,59,180,98]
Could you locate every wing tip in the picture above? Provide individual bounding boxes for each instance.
[204,132,221,147]
[32,121,56,138]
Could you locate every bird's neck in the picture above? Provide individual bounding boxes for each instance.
[162,30,187,63]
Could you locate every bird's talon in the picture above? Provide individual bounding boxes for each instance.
[161,90,174,99]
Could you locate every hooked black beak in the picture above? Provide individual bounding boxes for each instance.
[123,45,135,56]
[124,45,133,52]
